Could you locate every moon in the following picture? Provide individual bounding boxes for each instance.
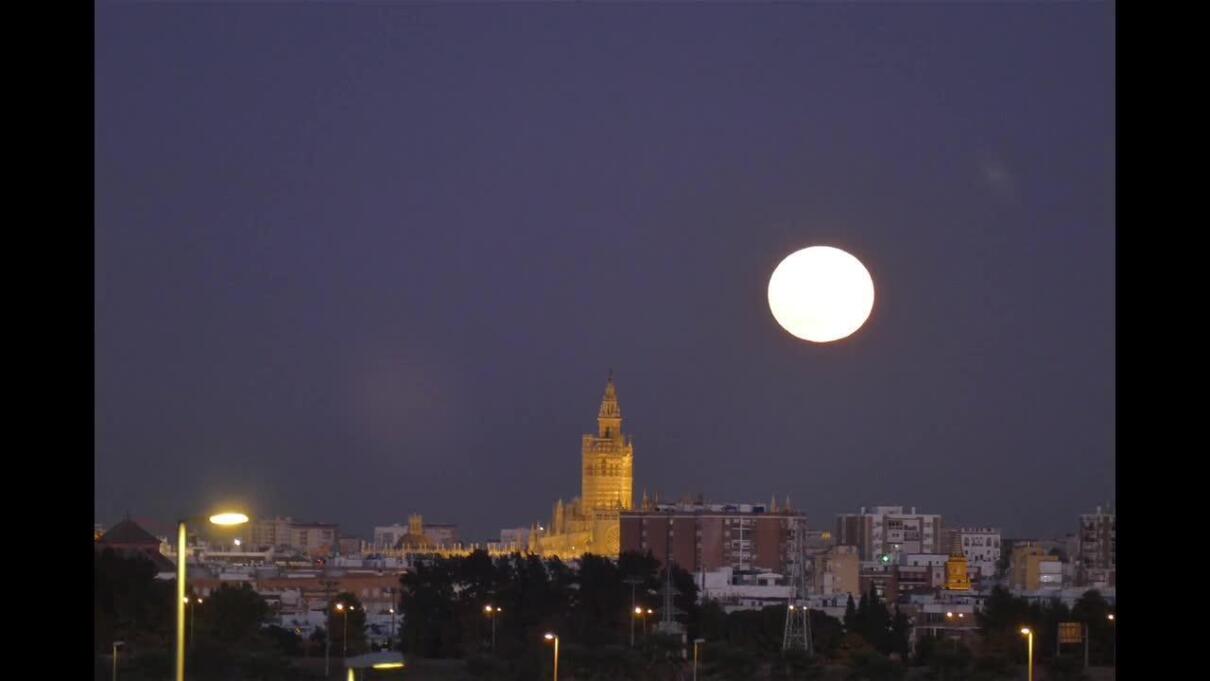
[767,246,875,343]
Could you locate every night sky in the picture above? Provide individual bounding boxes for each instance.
[95,4,1114,541]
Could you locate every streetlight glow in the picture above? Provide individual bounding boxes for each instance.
[208,512,249,526]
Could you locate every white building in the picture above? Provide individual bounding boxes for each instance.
[952,528,1001,579]
[1077,505,1115,586]
[698,567,793,612]
[499,527,531,549]
[373,524,409,550]
[835,506,943,562]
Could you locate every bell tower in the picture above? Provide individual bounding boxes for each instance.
[581,371,634,512]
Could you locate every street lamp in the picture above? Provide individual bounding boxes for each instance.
[693,638,705,681]
[483,605,502,653]
[112,641,124,681]
[176,511,248,681]
[636,607,653,636]
[335,602,356,658]
[544,633,559,681]
[1107,613,1116,670]
[184,596,204,650]
[1020,628,1034,681]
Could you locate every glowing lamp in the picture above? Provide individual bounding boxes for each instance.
[209,512,249,526]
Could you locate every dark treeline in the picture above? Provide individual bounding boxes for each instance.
[401,551,1115,681]
[96,546,1114,681]
[95,548,318,680]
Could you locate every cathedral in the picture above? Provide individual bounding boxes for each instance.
[528,372,635,559]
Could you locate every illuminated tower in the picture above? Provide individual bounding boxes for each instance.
[581,371,634,512]
[945,541,972,591]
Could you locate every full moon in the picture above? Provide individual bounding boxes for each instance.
[767,246,875,343]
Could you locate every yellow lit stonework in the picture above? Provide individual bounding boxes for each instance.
[530,373,634,559]
[945,542,972,591]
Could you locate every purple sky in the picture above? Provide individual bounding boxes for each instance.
[95,3,1114,541]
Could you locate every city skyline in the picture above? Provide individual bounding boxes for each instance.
[95,4,1114,543]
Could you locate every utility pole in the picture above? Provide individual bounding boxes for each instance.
[782,517,813,654]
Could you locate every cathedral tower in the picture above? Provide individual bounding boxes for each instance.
[581,371,634,512]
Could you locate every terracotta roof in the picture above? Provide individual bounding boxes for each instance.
[98,518,161,546]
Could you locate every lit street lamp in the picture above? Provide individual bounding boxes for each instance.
[184,596,204,650]
[1020,627,1034,681]
[112,641,124,681]
[1107,613,1116,672]
[176,511,249,681]
[544,633,559,680]
[388,607,396,651]
[335,602,356,658]
[635,607,653,636]
[484,605,502,653]
[693,638,705,681]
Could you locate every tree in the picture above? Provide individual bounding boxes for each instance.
[845,649,905,681]
[94,549,174,654]
[922,638,972,681]
[1071,590,1113,665]
[196,583,271,646]
[889,606,911,660]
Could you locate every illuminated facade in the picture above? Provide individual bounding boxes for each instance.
[944,542,972,591]
[529,373,634,559]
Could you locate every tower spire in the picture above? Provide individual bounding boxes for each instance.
[598,370,622,438]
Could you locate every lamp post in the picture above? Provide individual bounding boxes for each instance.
[484,605,501,653]
[1020,628,1034,681]
[183,597,204,650]
[1107,613,1115,672]
[693,638,705,681]
[335,603,355,658]
[176,511,249,681]
[112,641,124,681]
[544,633,559,681]
[623,576,643,647]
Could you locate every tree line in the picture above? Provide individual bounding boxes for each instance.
[96,546,1114,681]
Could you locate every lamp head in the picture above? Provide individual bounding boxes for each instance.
[544,633,556,641]
[209,512,249,526]
[1020,627,1031,635]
